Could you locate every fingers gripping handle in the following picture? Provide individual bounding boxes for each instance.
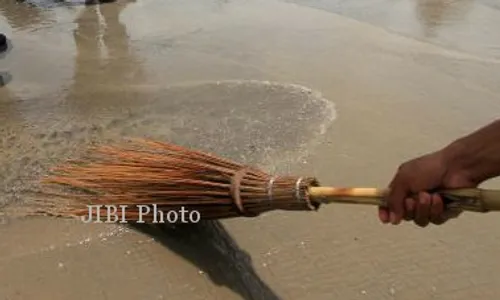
[308,187,500,212]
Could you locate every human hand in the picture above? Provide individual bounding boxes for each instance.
[380,149,477,227]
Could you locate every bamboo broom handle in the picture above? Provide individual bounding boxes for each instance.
[308,187,500,212]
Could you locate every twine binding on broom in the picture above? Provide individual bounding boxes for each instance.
[267,176,276,203]
[229,168,319,217]
[295,177,304,203]
[230,167,259,217]
[229,167,317,217]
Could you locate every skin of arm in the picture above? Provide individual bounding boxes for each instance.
[443,119,500,185]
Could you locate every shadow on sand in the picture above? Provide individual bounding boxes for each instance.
[130,221,282,300]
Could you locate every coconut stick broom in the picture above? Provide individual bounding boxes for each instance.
[31,138,500,223]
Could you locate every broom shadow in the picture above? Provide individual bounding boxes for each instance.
[130,221,282,300]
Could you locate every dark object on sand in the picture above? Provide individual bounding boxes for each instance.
[85,0,116,4]
[34,139,500,222]
[0,34,7,53]
[0,33,12,87]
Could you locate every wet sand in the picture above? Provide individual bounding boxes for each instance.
[1,0,500,299]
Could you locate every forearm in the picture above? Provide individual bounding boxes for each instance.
[443,119,500,184]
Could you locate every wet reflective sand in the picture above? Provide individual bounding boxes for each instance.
[1,0,500,299]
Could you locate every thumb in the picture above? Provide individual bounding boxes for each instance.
[386,183,407,225]
[378,206,390,223]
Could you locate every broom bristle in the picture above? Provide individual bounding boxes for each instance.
[33,139,320,223]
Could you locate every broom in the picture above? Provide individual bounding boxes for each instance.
[31,138,500,223]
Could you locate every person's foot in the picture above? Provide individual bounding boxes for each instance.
[0,34,7,53]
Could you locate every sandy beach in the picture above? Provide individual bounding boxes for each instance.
[1,0,500,299]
